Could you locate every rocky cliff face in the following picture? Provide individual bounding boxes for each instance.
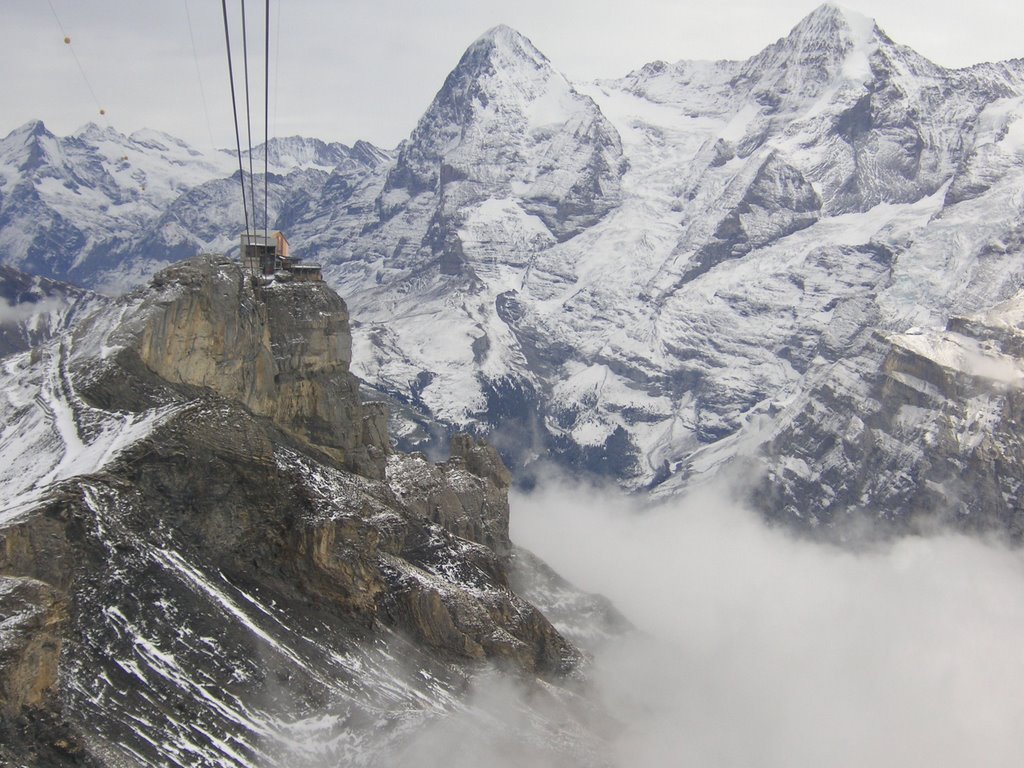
[756,295,1024,538]
[118,256,389,477]
[0,256,609,767]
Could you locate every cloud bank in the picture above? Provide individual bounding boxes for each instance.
[0,296,65,325]
[510,476,1024,768]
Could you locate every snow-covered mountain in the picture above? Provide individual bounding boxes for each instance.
[2,4,1024,532]
[0,120,230,289]
[244,134,388,172]
[300,4,1024,514]
[754,294,1024,535]
[0,120,389,292]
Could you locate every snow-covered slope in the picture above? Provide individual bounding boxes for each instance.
[378,24,625,244]
[0,265,101,356]
[0,336,179,526]
[243,135,388,172]
[0,120,231,285]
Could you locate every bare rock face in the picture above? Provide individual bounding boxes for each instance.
[388,435,513,556]
[0,255,600,766]
[0,577,66,715]
[95,255,390,477]
[449,432,514,490]
[0,577,92,768]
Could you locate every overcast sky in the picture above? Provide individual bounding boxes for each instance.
[3,0,1022,151]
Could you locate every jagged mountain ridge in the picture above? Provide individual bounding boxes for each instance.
[0,256,618,766]
[0,120,232,286]
[0,120,390,292]
[2,5,1024,531]
[244,135,389,171]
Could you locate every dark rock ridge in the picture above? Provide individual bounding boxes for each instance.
[0,256,610,767]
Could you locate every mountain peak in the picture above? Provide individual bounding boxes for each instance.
[477,23,519,42]
[74,122,127,144]
[789,3,878,48]
[462,24,550,72]
[0,120,59,174]
[5,119,51,142]
[741,1,881,91]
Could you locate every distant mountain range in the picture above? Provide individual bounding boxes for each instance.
[3,3,1024,534]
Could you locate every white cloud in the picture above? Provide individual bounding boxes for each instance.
[0,296,65,325]
[511,475,1024,767]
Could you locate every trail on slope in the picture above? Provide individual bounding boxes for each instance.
[0,335,179,523]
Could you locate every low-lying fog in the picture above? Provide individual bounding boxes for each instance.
[510,476,1024,768]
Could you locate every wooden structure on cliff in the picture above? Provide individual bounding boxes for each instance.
[241,232,322,281]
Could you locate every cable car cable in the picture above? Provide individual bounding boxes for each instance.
[264,0,270,242]
[220,0,251,238]
[272,0,282,141]
[46,0,106,119]
[240,0,258,237]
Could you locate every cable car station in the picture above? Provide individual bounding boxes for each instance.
[241,232,322,281]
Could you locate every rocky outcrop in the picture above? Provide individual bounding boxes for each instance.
[80,255,390,478]
[0,255,601,766]
[0,577,90,768]
[388,442,512,557]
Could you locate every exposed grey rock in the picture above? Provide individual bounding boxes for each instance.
[756,297,1024,538]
